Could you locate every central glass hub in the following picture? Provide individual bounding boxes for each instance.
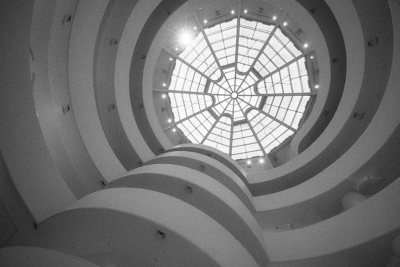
[231,92,238,99]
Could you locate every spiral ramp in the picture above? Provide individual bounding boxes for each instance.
[0,0,400,266]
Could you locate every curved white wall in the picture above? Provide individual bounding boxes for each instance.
[17,188,260,267]
[0,246,100,267]
[0,0,399,265]
[68,0,126,181]
[253,0,399,213]
[114,0,158,162]
[247,0,392,198]
[146,151,254,212]
[265,178,400,266]
[106,164,267,265]
[0,0,76,222]
[170,144,248,183]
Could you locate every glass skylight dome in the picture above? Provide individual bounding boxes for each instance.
[164,17,316,160]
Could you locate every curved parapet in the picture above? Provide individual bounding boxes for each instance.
[114,0,160,162]
[106,164,267,266]
[0,0,399,265]
[247,0,394,196]
[68,0,127,181]
[145,150,254,212]
[287,0,345,156]
[0,246,100,267]
[253,0,400,220]
[265,178,400,266]
[0,0,78,222]
[15,188,261,267]
[254,2,400,264]
[169,144,248,185]
[94,0,148,170]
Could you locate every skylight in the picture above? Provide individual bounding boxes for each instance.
[163,17,316,160]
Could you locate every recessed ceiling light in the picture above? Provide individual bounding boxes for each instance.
[259,158,265,163]
[168,118,172,123]
[180,32,192,45]
[162,94,166,98]
[310,56,314,59]
[162,83,166,87]
[273,16,277,20]
[247,160,251,165]
[315,85,320,89]
[244,9,248,13]
[194,26,197,30]
[204,19,207,24]
[172,128,176,132]
[304,43,309,48]
[231,10,235,14]
[175,47,178,51]
[283,21,288,26]
[169,57,173,61]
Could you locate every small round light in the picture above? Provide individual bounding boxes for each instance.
[162,94,166,99]
[231,10,235,14]
[310,56,314,59]
[247,160,251,165]
[204,19,207,24]
[175,47,178,51]
[272,16,277,20]
[315,84,320,89]
[283,21,288,26]
[259,158,265,163]
[168,118,172,123]
[194,26,197,30]
[172,128,176,132]
[303,43,309,48]
[169,57,173,61]
[162,83,166,87]
[244,9,248,13]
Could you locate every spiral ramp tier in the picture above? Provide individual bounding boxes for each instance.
[0,0,400,266]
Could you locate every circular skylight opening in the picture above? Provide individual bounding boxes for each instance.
[163,17,317,160]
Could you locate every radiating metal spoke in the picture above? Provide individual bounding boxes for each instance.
[234,13,286,92]
[194,13,235,93]
[236,99,267,156]
[209,115,232,143]
[254,51,309,86]
[163,97,229,131]
[241,92,317,97]
[237,51,309,95]
[240,98,297,132]
[163,10,316,159]
[154,89,226,98]
[200,99,233,144]
[229,114,234,156]
[234,0,242,74]
[164,47,213,82]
